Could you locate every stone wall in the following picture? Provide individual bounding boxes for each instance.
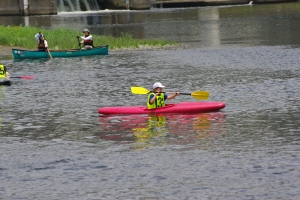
[100,0,150,10]
[0,1,23,15]
[0,0,298,16]
[253,0,298,3]
[0,0,57,16]
[28,0,57,15]
[129,0,151,9]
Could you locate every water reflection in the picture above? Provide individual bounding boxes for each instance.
[99,112,226,148]
[1,3,300,46]
[0,87,8,131]
[0,86,7,100]
[197,8,220,46]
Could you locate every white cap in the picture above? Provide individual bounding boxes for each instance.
[153,82,165,89]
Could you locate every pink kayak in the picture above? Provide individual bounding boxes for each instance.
[98,102,225,115]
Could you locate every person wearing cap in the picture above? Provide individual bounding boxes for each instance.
[77,28,94,49]
[37,35,48,51]
[147,82,179,109]
[34,31,43,44]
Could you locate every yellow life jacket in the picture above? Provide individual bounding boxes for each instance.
[0,65,6,79]
[147,92,165,109]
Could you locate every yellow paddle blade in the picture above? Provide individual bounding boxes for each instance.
[191,91,210,100]
[131,87,150,95]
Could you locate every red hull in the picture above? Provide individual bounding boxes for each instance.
[98,102,225,115]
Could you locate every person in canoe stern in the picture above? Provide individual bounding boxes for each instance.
[0,64,10,81]
[34,31,43,44]
[147,82,179,109]
[37,34,48,51]
[77,28,94,49]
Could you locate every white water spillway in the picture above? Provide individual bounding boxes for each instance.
[57,0,100,12]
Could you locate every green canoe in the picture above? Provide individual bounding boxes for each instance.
[12,45,108,59]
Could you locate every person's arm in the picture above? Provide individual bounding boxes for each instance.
[81,35,93,40]
[44,40,48,48]
[167,92,179,100]
[149,94,156,105]
[80,35,84,44]
[35,34,39,43]
[6,72,10,80]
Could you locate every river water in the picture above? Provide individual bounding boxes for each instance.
[1,3,300,199]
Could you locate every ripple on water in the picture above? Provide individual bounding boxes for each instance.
[1,41,300,199]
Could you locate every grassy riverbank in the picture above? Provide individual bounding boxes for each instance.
[0,26,178,50]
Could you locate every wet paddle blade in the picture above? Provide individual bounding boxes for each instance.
[19,76,35,80]
[191,90,210,100]
[131,87,150,95]
[11,76,35,80]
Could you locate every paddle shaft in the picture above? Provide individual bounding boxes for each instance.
[77,37,81,49]
[150,92,193,95]
[131,86,210,100]
[47,48,52,59]
[158,92,194,97]
[178,92,192,95]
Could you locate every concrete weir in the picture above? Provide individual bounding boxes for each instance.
[0,0,150,15]
[0,0,57,16]
[0,0,298,16]
[104,0,151,10]
[151,0,299,8]
[151,0,249,8]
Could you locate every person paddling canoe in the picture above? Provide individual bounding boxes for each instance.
[77,28,94,49]
[35,31,48,51]
[147,82,179,109]
[37,35,48,51]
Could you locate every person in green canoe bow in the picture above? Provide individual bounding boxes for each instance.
[147,82,179,109]
[77,28,94,49]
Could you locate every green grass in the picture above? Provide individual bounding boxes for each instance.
[0,25,178,50]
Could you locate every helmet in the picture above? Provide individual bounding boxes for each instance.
[83,28,89,33]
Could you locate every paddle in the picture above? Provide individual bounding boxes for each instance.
[47,48,53,59]
[77,36,81,49]
[10,76,35,80]
[131,86,210,100]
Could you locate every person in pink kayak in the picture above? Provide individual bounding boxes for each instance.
[147,82,179,109]
[0,64,10,81]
